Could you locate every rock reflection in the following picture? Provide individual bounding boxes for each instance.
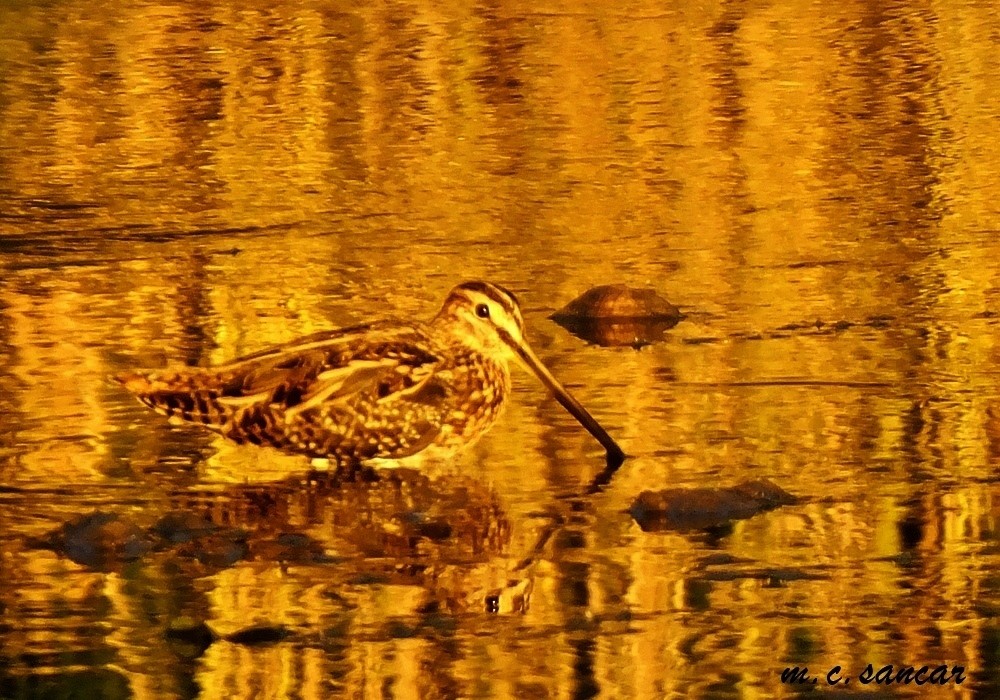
[552,317,682,347]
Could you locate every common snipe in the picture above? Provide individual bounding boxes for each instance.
[117,281,625,467]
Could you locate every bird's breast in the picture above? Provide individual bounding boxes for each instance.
[435,353,511,447]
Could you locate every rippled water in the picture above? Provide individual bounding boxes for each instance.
[3,0,1000,698]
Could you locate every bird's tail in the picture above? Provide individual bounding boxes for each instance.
[114,368,240,428]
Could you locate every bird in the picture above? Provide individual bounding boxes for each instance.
[116,281,625,468]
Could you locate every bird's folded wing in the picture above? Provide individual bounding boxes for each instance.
[215,328,441,415]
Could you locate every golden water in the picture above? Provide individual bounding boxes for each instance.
[3,0,1000,697]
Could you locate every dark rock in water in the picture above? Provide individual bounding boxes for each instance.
[165,616,217,656]
[555,318,683,348]
[629,479,797,532]
[551,285,682,346]
[250,531,333,564]
[225,624,291,645]
[398,511,454,541]
[552,284,682,320]
[152,511,218,544]
[39,511,153,569]
[384,619,420,639]
[175,528,249,569]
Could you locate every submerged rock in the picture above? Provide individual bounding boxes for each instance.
[174,528,249,569]
[38,511,153,569]
[551,284,682,347]
[165,616,218,655]
[225,624,292,645]
[152,511,218,544]
[629,479,797,532]
[250,531,333,564]
[555,318,683,348]
[35,508,251,572]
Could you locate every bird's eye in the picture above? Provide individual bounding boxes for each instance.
[475,303,491,319]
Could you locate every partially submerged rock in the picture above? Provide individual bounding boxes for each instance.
[165,616,218,655]
[174,528,249,569]
[225,624,292,646]
[152,511,218,543]
[629,479,797,532]
[553,284,681,321]
[551,284,682,347]
[36,508,247,572]
[556,318,683,348]
[36,511,153,569]
[250,531,334,564]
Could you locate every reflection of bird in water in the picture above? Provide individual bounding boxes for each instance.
[117,281,623,467]
[35,466,528,612]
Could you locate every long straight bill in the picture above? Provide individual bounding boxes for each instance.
[506,334,626,463]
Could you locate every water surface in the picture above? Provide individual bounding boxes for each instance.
[3,0,1000,697]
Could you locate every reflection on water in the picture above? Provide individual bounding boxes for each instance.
[3,0,1000,697]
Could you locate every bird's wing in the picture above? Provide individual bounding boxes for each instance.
[224,324,450,458]
[117,321,445,429]
[217,322,441,412]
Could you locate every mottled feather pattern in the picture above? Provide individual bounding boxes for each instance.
[116,317,509,465]
[116,368,245,428]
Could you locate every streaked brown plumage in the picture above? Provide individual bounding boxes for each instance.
[116,281,624,466]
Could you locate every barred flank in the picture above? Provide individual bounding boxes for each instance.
[114,369,235,428]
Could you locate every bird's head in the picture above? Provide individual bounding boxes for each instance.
[433,281,625,464]
[434,281,526,361]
